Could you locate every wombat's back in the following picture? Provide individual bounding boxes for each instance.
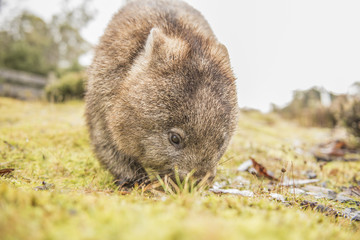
[89,0,213,83]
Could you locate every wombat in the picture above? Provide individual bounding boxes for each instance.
[85,0,238,188]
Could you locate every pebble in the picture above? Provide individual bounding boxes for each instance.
[233,176,251,186]
[34,181,54,191]
[343,208,360,221]
[210,188,254,197]
[289,188,306,195]
[211,181,228,190]
[270,193,285,202]
[336,193,355,203]
[305,170,317,179]
[237,160,253,172]
[315,204,328,213]
[302,185,337,199]
[281,178,319,186]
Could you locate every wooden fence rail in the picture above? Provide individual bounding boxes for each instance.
[0,68,48,100]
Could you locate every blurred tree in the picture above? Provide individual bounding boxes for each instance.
[342,100,360,138]
[0,12,56,75]
[0,0,95,75]
[50,0,95,69]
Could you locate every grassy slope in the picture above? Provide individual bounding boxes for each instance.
[0,97,359,240]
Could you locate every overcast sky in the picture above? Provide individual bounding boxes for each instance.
[2,0,360,112]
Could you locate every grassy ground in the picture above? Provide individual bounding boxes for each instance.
[0,97,359,240]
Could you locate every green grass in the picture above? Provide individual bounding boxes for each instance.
[0,97,359,240]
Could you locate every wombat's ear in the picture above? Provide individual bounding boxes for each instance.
[218,43,230,60]
[213,43,231,68]
[144,28,165,58]
[144,28,188,61]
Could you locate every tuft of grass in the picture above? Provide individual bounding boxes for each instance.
[0,97,359,240]
[154,169,210,196]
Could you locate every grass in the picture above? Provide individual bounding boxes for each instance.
[0,97,359,240]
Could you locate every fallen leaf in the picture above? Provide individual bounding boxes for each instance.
[250,158,278,181]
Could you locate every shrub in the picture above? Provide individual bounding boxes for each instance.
[340,99,360,137]
[45,71,86,102]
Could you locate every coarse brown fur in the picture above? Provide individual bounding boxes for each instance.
[85,0,238,187]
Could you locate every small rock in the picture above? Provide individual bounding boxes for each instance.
[210,188,254,197]
[305,170,317,179]
[248,167,257,175]
[306,191,328,199]
[320,181,329,188]
[211,181,227,190]
[338,186,360,197]
[302,185,337,200]
[236,190,254,197]
[289,188,305,195]
[270,193,285,202]
[336,193,355,203]
[315,204,328,213]
[237,160,253,172]
[343,208,360,221]
[281,178,319,186]
[343,207,357,216]
[300,200,317,209]
[68,209,77,216]
[302,185,335,194]
[233,176,250,186]
[34,181,54,191]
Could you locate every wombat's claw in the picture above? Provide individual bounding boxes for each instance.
[114,177,150,190]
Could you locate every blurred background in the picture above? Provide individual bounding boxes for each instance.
[1,0,360,135]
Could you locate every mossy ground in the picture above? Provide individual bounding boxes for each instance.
[0,97,359,240]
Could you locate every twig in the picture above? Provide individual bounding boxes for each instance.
[0,168,14,176]
[3,140,16,150]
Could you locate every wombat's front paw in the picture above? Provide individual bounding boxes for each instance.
[114,176,150,190]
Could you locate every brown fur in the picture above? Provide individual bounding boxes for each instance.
[85,0,238,187]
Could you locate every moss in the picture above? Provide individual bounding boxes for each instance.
[0,97,359,240]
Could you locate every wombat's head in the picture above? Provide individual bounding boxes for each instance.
[108,28,238,182]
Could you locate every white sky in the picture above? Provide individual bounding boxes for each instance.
[2,0,360,112]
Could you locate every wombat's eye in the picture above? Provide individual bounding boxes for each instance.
[168,132,181,146]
